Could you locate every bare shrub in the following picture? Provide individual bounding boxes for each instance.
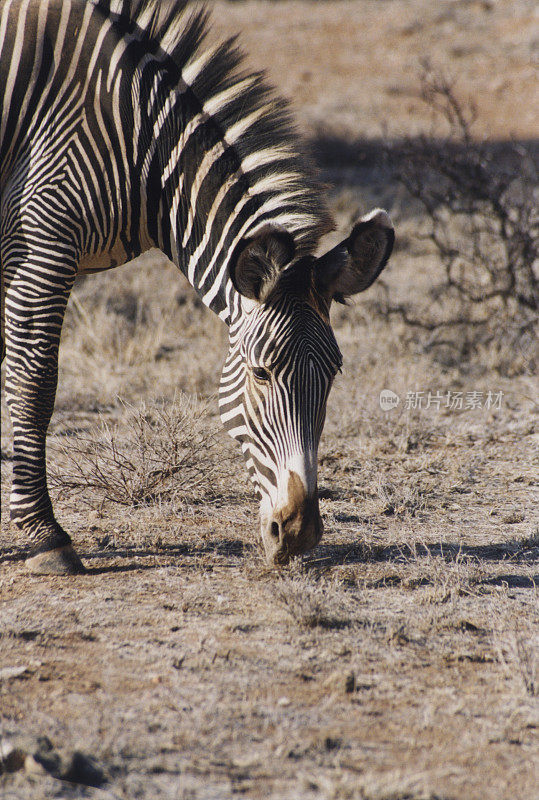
[381,64,538,372]
[49,395,219,508]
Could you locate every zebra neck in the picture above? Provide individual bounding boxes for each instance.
[145,90,266,326]
[130,20,332,323]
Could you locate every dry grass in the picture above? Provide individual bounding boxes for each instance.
[1,2,537,799]
[275,564,354,630]
[57,252,227,408]
[494,621,538,699]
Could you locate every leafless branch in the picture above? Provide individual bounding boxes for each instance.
[381,65,538,370]
[49,396,220,507]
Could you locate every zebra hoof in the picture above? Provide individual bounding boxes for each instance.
[25,545,87,576]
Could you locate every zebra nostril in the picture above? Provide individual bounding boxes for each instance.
[270,521,280,541]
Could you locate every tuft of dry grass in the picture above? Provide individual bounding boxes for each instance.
[398,544,487,604]
[494,624,538,698]
[372,478,429,519]
[275,564,353,630]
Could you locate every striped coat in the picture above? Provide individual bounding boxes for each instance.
[1,0,394,572]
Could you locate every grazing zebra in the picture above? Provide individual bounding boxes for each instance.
[0,0,394,573]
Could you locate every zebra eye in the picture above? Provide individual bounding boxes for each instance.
[252,366,271,382]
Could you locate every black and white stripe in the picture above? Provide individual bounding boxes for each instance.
[219,293,342,503]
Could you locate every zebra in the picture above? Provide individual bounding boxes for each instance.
[1,0,394,574]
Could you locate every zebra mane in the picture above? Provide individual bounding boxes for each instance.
[91,0,334,257]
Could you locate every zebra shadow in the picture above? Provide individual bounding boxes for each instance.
[0,538,251,575]
[74,538,250,575]
[308,539,538,590]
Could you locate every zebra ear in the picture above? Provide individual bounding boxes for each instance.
[229,225,295,302]
[315,209,394,301]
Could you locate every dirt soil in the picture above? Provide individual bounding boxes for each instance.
[1,2,537,799]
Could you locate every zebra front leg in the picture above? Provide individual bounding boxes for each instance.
[4,266,85,575]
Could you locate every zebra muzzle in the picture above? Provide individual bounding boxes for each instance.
[262,471,323,565]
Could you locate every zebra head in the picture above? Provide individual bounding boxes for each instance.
[219,209,394,565]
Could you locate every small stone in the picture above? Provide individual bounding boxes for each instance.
[324,669,356,694]
[324,736,342,751]
[503,512,525,524]
[0,741,26,773]
[33,745,61,776]
[0,665,30,680]
[35,736,54,752]
[31,741,106,788]
[278,696,291,706]
[344,671,356,693]
[61,751,106,787]
[24,754,48,776]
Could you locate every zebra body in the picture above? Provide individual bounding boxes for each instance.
[1,0,394,572]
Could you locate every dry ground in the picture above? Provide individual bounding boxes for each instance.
[1,1,538,799]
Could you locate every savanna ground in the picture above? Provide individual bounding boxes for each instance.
[1,1,538,798]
